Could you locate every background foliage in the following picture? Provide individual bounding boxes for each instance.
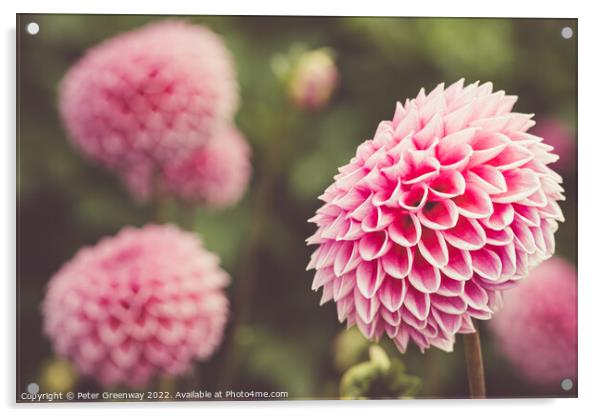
[17,15,577,399]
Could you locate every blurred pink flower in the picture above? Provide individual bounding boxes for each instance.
[307,80,565,353]
[59,20,238,174]
[163,126,252,208]
[42,224,229,387]
[530,118,576,173]
[490,257,577,385]
[288,49,338,110]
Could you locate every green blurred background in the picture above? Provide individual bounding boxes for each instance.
[17,15,577,399]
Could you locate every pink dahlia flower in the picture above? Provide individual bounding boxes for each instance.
[59,20,238,173]
[530,118,576,173]
[490,257,577,385]
[42,224,229,387]
[288,48,338,110]
[307,80,565,353]
[163,126,252,208]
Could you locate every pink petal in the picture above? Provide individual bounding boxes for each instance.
[432,309,462,335]
[428,170,466,198]
[418,199,459,230]
[402,151,440,185]
[431,293,467,314]
[511,220,537,254]
[417,228,449,268]
[443,216,486,250]
[491,168,540,204]
[437,274,465,296]
[311,267,335,290]
[443,100,473,134]
[486,144,533,170]
[332,271,356,302]
[453,185,494,218]
[462,280,489,310]
[467,132,509,168]
[467,165,507,194]
[471,248,502,281]
[380,244,412,279]
[483,203,514,230]
[408,249,441,293]
[399,183,429,211]
[354,287,380,323]
[404,284,431,321]
[378,276,407,312]
[484,227,514,246]
[413,113,444,149]
[356,260,386,298]
[333,241,361,276]
[388,212,422,247]
[441,245,473,280]
[358,231,392,261]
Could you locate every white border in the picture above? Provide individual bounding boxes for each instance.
[3,1,600,416]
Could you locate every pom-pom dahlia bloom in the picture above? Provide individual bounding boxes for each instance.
[307,80,565,353]
[42,224,229,387]
[490,257,577,385]
[163,126,252,207]
[59,20,238,172]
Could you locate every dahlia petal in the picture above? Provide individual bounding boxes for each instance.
[437,143,473,170]
[110,341,141,369]
[348,193,375,221]
[314,241,338,269]
[420,84,446,122]
[491,168,540,203]
[98,318,128,347]
[443,216,486,250]
[389,213,422,247]
[337,218,363,241]
[441,245,473,281]
[336,294,354,322]
[470,115,513,132]
[530,226,547,254]
[522,186,548,208]
[332,188,368,211]
[491,242,517,278]
[487,144,533,170]
[467,132,509,168]
[402,152,440,185]
[414,114,444,150]
[485,227,514,246]
[391,101,405,127]
[354,287,380,323]
[439,127,479,148]
[471,248,502,281]
[428,170,466,199]
[467,165,508,194]
[361,206,396,232]
[393,328,410,353]
[444,78,465,103]
[319,281,334,305]
[359,231,392,261]
[394,104,420,139]
[458,316,476,333]
[471,90,505,120]
[311,267,335,291]
[418,199,459,230]
[496,95,517,114]
[321,214,347,239]
[512,220,537,254]
[513,204,541,227]
[356,316,378,339]
[401,307,427,330]
[466,306,492,320]
[334,241,361,276]
[404,285,430,321]
[462,280,489,310]
[335,167,367,190]
[332,271,356,302]
[432,309,463,336]
[381,244,412,279]
[356,260,386,298]
[437,274,465,296]
[399,183,429,211]
[373,178,402,206]
[515,249,529,277]
[417,228,449,268]
[378,276,407,312]
[409,250,441,293]
[430,293,467,314]
[453,185,494,218]
[540,201,565,222]
[430,334,455,352]
[504,113,535,133]
[443,101,473,135]
[483,203,514,230]
[382,308,402,327]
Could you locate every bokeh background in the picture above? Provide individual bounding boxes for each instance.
[17,15,577,399]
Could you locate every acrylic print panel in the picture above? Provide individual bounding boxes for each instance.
[16,14,577,402]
